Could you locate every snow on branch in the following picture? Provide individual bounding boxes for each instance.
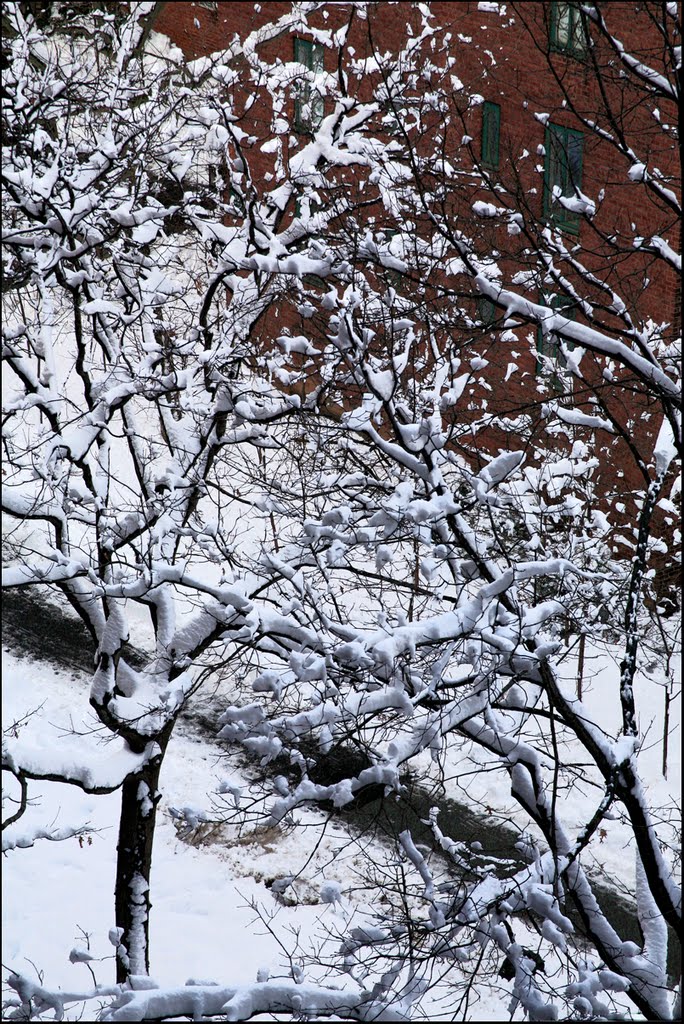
[3,736,159,795]
[582,4,679,102]
[2,822,96,854]
[5,971,367,1022]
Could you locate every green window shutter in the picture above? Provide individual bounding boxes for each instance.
[544,123,584,233]
[294,38,324,133]
[543,126,560,220]
[293,39,307,131]
[477,295,497,327]
[536,293,576,380]
[481,101,500,169]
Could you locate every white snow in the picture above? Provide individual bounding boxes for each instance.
[7,629,673,1021]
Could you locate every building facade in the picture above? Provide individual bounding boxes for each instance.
[144,1,680,585]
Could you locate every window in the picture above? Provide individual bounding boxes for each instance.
[536,293,576,381]
[381,101,409,139]
[229,187,246,216]
[302,274,326,290]
[294,195,321,219]
[380,228,404,288]
[549,2,588,57]
[543,123,583,233]
[294,38,324,133]
[481,101,500,169]
[477,295,497,327]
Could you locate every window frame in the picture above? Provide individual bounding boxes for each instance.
[481,101,501,170]
[543,122,584,234]
[549,2,588,58]
[293,37,325,134]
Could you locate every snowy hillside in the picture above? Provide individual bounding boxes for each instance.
[3,606,679,1020]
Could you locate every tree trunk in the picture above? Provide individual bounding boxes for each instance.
[662,685,670,780]
[577,632,586,701]
[113,739,168,984]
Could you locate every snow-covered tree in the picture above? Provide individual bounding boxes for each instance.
[1,0,408,995]
[207,4,681,1020]
[2,1,680,1021]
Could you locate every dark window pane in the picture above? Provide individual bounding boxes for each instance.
[556,4,571,47]
[550,2,588,56]
[567,130,583,187]
[481,101,501,168]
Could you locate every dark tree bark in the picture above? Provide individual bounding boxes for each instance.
[113,731,171,983]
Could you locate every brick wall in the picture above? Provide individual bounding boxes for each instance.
[147,1,679,534]
[150,1,678,332]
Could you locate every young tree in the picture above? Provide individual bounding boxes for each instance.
[1,0,413,996]
[3,1,680,1021]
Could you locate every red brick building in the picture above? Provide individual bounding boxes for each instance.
[144,2,680,554]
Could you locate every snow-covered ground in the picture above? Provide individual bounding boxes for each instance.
[2,625,680,1020]
[435,641,681,903]
[0,645,504,1020]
